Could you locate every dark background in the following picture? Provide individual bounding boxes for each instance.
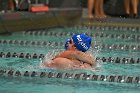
[49,0,140,16]
[0,0,140,16]
[80,0,140,16]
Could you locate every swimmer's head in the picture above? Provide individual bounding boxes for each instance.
[65,38,71,50]
[65,34,92,52]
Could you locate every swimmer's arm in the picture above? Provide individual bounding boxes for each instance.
[73,51,96,66]
[54,51,83,60]
[54,51,96,66]
[53,51,74,59]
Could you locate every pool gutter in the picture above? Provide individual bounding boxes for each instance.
[0,8,82,34]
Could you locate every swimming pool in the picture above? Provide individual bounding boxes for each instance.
[0,26,140,93]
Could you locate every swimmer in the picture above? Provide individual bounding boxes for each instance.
[43,34,96,69]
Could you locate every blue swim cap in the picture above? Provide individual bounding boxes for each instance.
[72,34,92,52]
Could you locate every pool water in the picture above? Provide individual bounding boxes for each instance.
[0,27,140,93]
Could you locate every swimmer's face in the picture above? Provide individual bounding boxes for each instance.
[67,39,76,50]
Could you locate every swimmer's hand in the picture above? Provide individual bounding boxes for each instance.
[74,51,96,66]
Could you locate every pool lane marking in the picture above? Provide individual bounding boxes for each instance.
[0,52,140,64]
[0,69,140,84]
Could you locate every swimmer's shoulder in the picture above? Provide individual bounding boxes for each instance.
[54,50,74,59]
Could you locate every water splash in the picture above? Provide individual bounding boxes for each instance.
[37,47,103,74]
[42,50,60,62]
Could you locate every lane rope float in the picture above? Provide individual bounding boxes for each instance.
[0,52,140,64]
[75,25,140,32]
[0,40,140,51]
[22,31,140,41]
[0,69,139,84]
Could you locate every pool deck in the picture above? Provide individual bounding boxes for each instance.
[80,17,140,27]
[81,9,140,27]
[0,8,139,35]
